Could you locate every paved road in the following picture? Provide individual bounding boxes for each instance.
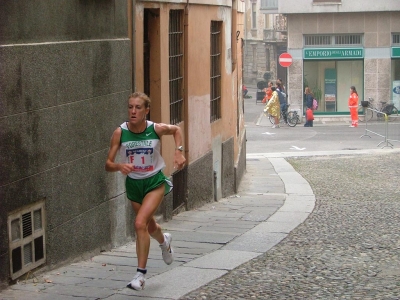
[1,85,399,299]
[179,87,400,299]
[243,85,398,155]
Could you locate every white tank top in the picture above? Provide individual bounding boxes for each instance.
[119,121,165,179]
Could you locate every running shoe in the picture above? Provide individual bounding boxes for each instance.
[160,233,174,265]
[127,272,145,290]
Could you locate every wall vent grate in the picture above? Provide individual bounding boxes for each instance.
[8,199,46,280]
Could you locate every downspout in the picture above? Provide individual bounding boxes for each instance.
[131,0,136,91]
[231,0,237,73]
[184,0,189,160]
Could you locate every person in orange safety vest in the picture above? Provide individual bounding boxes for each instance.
[348,86,359,127]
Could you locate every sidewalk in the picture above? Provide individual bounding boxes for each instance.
[0,157,315,300]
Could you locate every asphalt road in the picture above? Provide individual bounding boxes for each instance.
[243,86,399,155]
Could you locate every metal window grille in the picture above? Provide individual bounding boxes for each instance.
[304,34,362,46]
[313,0,341,2]
[169,10,184,125]
[261,0,278,10]
[393,33,400,45]
[210,21,222,123]
[305,35,332,46]
[334,35,362,45]
[8,200,46,280]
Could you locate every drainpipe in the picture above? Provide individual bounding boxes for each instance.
[131,0,136,91]
[184,0,189,160]
[232,0,237,72]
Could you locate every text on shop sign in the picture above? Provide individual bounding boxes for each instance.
[304,48,363,59]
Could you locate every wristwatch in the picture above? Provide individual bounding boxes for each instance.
[176,146,184,152]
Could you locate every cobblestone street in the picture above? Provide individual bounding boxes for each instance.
[180,152,400,300]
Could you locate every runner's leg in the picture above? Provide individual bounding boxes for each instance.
[132,184,165,269]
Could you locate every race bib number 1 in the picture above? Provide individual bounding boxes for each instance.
[126,148,154,172]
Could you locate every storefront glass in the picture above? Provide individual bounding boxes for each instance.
[303,48,364,113]
[303,60,363,113]
[391,58,400,109]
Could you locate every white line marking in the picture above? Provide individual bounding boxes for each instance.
[290,146,306,150]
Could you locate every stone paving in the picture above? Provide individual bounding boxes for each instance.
[180,152,400,300]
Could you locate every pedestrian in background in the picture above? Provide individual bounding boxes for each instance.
[242,85,248,98]
[304,86,314,127]
[276,82,287,123]
[277,78,286,93]
[105,92,186,290]
[262,81,273,104]
[348,86,359,127]
[264,86,280,128]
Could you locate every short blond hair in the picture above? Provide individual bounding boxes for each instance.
[128,92,151,108]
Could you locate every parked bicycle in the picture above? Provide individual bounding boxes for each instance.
[268,104,299,127]
[358,97,399,122]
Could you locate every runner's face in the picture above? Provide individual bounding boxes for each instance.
[128,97,149,125]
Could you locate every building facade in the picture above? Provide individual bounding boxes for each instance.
[243,0,287,85]
[279,0,400,115]
[0,0,246,289]
[134,0,246,215]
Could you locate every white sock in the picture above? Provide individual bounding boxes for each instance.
[160,234,167,247]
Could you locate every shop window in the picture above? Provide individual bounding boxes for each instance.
[169,10,184,125]
[304,60,363,113]
[210,21,222,122]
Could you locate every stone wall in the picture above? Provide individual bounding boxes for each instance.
[0,0,131,287]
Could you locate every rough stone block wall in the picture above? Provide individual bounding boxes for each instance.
[221,138,235,197]
[186,152,214,211]
[235,131,247,194]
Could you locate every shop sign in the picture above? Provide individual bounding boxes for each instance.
[392,47,400,58]
[304,48,363,60]
[324,69,337,111]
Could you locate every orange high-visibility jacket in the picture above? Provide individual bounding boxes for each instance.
[348,92,359,108]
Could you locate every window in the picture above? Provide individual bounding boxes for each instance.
[8,200,46,280]
[261,0,278,10]
[210,21,222,122]
[304,34,363,47]
[305,35,332,46]
[169,10,184,125]
[393,33,400,45]
[313,0,341,2]
[264,14,270,29]
[334,35,362,45]
[252,3,257,29]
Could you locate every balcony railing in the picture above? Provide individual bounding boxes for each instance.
[263,29,287,43]
[274,15,287,32]
[260,0,278,10]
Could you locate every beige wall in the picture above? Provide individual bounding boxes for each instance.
[289,12,398,49]
[280,0,400,14]
[135,1,245,192]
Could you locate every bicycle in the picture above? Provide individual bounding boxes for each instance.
[268,104,299,127]
[358,98,399,122]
